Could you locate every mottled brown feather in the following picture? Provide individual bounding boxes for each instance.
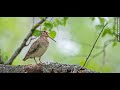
[23,39,41,61]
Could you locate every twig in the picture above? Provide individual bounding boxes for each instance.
[50,17,53,22]
[33,17,35,26]
[5,17,48,65]
[102,45,106,65]
[85,39,115,67]
[25,37,37,46]
[80,23,108,70]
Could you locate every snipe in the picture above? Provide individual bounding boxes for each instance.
[23,31,56,64]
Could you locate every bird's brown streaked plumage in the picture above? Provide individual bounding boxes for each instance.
[23,31,56,63]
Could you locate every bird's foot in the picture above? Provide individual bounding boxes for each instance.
[38,61,46,65]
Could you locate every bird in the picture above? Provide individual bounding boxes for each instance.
[23,30,56,64]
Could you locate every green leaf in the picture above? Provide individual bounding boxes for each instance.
[53,18,61,27]
[98,17,105,24]
[39,17,43,19]
[44,22,53,30]
[60,20,64,25]
[53,22,58,27]
[64,17,69,20]
[91,17,95,21]
[32,30,41,37]
[102,30,107,37]
[49,30,56,39]
[42,27,47,31]
[64,20,66,26]
[53,17,69,27]
[64,17,69,22]
[63,17,69,26]
[96,25,103,30]
[102,28,112,37]
[113,24,116,31]
[4,56,8,61]
[112,41,117,47]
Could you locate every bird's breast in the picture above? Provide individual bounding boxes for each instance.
[35,41,49,56]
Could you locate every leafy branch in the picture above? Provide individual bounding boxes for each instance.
[5,17,69,65]
[5,17,48,65]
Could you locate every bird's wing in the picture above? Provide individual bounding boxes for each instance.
[26,40,41,55]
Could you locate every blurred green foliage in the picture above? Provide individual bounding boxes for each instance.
[0,17,119,73]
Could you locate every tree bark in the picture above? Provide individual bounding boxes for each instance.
[0,63,97,73]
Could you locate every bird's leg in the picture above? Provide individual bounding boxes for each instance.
[34,57,38,64]
[39,57,42,64]
[39,57,45,65]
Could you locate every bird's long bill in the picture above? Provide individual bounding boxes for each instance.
[48,35,56,42]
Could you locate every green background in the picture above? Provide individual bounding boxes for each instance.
[0,17,119,73]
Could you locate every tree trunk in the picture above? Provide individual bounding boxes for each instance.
[0,63,97,73]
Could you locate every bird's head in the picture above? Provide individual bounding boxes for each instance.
[41,31,56,42]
